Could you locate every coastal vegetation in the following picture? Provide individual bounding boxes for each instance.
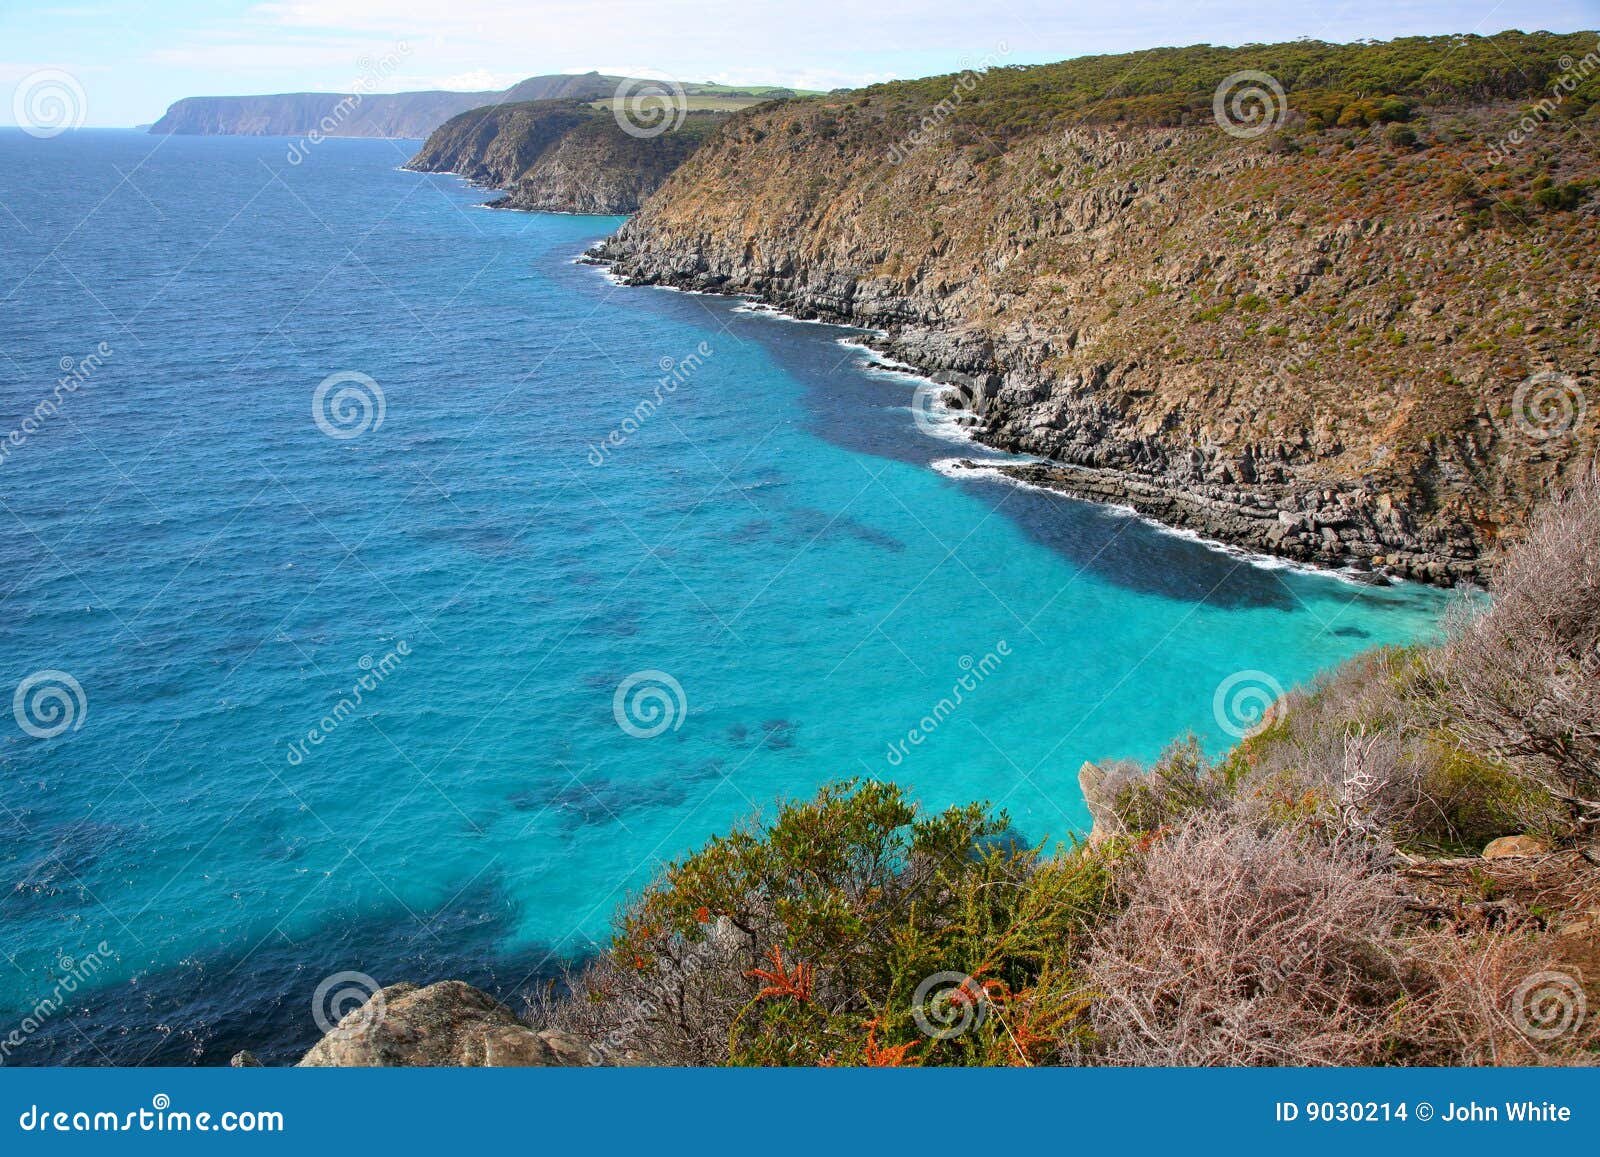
[872,32,1600,140]
[526,473,1600,1065]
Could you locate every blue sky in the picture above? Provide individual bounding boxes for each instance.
[2,0,1597,127]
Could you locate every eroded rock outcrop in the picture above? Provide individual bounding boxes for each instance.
[296,981,592,1067]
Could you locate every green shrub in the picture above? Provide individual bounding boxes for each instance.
[549,780,1124,1065]
[1531,182,1585,211]
[1377,98,1414,123]
[1110,736,1233,832]
[1385,124,1418,149]
[1411,742,1557,853]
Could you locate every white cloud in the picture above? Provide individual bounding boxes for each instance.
[146,38,387,73]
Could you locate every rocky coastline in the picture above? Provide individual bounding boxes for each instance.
[586,242,1489,586]
[580,62,1598,589]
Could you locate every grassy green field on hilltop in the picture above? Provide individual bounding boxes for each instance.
[594,79,826,114]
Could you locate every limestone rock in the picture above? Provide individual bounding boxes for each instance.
[1079,759,1138,844]
[297,980,592,1067]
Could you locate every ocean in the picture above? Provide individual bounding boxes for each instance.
[0,129,1449,1064]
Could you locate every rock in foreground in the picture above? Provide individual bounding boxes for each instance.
[297,981,592,1067]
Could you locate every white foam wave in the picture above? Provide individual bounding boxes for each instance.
[730,301,832,323]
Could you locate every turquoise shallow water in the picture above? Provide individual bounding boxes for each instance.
[0,130,1448,1063]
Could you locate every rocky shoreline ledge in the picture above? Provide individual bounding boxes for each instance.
[965,460,1423,584]
[585,246,1485,586]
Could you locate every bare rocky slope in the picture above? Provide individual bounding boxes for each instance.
[405,101,725,213]
[497,116,717,213]
[597,33,1600,583]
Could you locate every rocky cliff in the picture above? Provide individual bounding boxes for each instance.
[406,102,726,214]
[151,90,503,138]
[494,116,717,213]
[404,101,598,184]
[148,73,620,138]
[597,33,1600,583]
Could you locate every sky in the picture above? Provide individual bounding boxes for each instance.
[2,0,1598,127]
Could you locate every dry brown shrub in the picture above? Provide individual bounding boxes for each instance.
[1070,813,1554,1065]
[1390,925,1588,1066]
[1230,648,1558,850]
[528,915,757,1065]
[1226,651,1433,834]
[1429,468,1600,828]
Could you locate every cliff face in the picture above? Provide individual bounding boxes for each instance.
[149,91,503,138]
[598,36,1600,583]
[147,73,620,138]
[403,101,597,185]
[496,117,720,213]
[407,103,725,214]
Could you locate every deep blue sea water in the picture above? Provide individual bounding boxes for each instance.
[0,129,1449,1064]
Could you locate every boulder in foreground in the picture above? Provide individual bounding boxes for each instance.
[297,981,591,1067]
